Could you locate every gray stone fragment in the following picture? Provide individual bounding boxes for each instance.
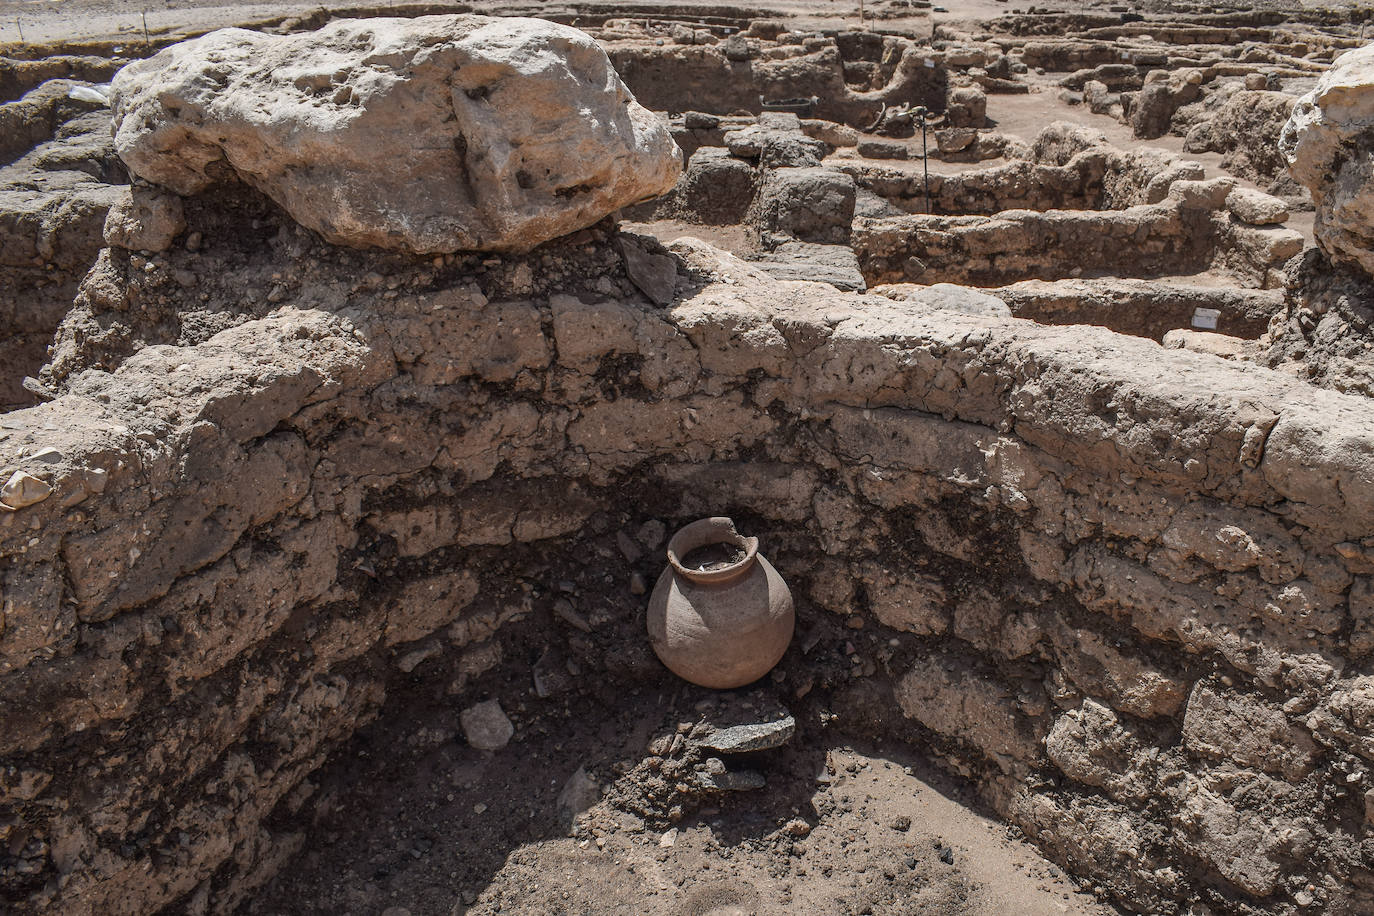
[881,283,1012,318]
[617,234,678,306]
[553,598,592,633]
[684,111,721,130]
[698,714,796,753]
[697,757,766,790]
[751,241,866,292]
[460,699,514,751]
[557,766,600,820]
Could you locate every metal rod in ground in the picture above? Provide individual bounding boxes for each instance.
[918,109,931,215]
[16,17,23,43]
[142,10,150,45]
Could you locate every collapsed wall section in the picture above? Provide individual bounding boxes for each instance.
[1,200,1372,915]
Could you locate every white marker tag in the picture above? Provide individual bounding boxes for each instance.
[1192,308,1221,330]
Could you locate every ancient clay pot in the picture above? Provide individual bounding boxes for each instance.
[647,517,794,689]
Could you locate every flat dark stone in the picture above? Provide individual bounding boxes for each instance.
[698,714,796,753]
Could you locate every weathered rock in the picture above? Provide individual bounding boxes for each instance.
[859,561,949,635]
[751,166,856,245]
[856,138,909,160]
[1045,700,1155,803]
[616,233,678,306]
[556,766,600,820]
[945,85,987,128]
[1167,177,1235,210]
[749,241,866,292]
[697,757,765,791]
[896,655,1044,773]
[671,148,757,225]
[1183,90,1295,193]
[697,714,796,753]
[110,16,681,254]
[1083,79,1122,118]
[0,470,52,509]
[725,115,829,168]
[459,699,514,751]
[1226,187,1289,226]
[994,278,1282,341]
[1182,682,1317,781]
[1129,73,1200,140]
[1280,44,1374,277]
[877,283,1014,318]
[1162,329,1258,361]
[102,185,185,252]
[722,34,754,63]
[1261,247,1374,396]
[1169,772,1300,897]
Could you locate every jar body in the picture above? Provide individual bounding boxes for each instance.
[646,518,794,689]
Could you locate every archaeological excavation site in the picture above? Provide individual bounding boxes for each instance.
[3,0,1374,913]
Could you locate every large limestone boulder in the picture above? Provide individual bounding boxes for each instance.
[1280,44,1374,277]
[110,16,681,254]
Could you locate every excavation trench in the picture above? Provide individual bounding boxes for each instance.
[1,182,1371,915]
[2,6,1374,916]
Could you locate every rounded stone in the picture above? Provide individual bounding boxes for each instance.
[110,15,682,254]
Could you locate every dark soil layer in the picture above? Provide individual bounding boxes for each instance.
[249,676,1117,916]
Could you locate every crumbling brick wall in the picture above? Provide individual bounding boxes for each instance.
[1,218,1371,915]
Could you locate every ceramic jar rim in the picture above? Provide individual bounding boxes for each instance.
[666,517,760,585]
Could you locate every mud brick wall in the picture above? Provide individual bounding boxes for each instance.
[852,196,1303,288]
[1,216,1372,915]
[0,101,127,408]
[989,278,1283,341]
[839,142,1200,216]
[605,39,947,126]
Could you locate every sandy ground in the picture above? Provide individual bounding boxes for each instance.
[250,683,1117,916]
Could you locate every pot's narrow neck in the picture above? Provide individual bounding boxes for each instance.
[665,517,760,585]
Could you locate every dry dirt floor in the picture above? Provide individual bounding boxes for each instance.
[247,682,1117,916]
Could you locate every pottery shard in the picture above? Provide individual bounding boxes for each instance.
[1279,44,1374,277]
[110,16,682,254]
